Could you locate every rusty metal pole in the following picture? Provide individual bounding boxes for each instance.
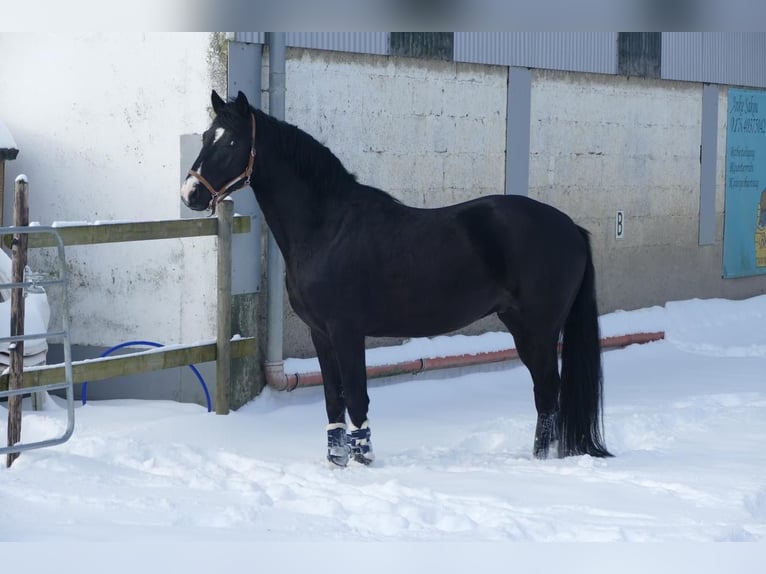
[6,175,28,467]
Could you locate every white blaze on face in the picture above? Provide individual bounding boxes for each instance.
[180,164,201,204]
[181,128,225,204]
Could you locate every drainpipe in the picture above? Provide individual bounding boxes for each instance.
[268,331,666,391]
[264,32,287,388]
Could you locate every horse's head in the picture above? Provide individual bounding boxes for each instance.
[181,90,256,212]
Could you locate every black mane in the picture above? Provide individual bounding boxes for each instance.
[234,105,358,194]
[281,111,403,205]
[218,102,401,206]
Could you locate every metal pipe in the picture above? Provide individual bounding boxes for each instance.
[267,331,666,391]
[265,32,287,387]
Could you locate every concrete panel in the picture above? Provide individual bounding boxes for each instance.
[529,69,765,314]
[274,48,507,357]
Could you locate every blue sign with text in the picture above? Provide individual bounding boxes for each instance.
[723,88,766,278]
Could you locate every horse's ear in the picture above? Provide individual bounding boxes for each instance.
[211,90,226,115]
[235,91,250,116]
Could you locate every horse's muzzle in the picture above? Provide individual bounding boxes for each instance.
[180,176,209,212]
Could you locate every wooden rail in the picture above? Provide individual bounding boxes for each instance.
[0,337,256,391]
[1,216,251,248]
[3,200,253,415]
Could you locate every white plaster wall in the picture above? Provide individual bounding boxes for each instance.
[272,48,508,357]
[0,33,222,346]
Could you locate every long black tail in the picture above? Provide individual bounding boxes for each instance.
[558,229,612,457]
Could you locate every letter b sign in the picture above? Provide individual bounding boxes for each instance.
[615,210,625,239]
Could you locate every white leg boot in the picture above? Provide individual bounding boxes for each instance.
[326,423,349,467]
[348,420,375,465]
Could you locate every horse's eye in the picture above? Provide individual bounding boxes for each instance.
[229,140,237,147]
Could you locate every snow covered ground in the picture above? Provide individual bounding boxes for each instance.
[1,295,765,568]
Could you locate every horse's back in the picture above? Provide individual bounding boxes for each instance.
[451,194,588,274]
[451,194,590,327]
[455,194,583,240]
[291,189,589,338]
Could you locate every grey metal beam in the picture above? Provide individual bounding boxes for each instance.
[506,67,531,196]
[699,84,718,246]
[228,40,263,294]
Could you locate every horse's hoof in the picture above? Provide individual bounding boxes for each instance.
[348,420,375,465]
[533,411,559,460]
[533,440,559,460]
[327,423,350,468]
[327,452,349,468]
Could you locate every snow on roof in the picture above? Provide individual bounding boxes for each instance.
[0,119,19,160]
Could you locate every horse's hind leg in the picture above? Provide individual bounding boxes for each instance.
[522,338,562,459]
[498,313,561,459]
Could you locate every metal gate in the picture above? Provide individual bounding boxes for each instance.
[0,226,73,455]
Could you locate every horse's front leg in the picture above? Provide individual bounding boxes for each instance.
[330,327,375,466]
[311,329,349,467]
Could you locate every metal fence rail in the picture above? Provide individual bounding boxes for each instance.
[0,225,73,456]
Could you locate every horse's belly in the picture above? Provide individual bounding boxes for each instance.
[366,285,505,338]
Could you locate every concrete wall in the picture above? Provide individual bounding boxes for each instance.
[268,50,766,360]
[529,69,765,314]
[282,48,508,206]
[0,33,225,352]
[275,47,509,357]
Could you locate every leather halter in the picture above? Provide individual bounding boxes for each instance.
[187,113,256,213]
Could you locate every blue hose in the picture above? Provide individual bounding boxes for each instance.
[81,340,212,412]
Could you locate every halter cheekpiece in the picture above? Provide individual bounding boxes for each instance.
[187,113,257,213]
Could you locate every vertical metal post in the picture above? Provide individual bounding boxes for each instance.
[699,83,719,246]
[227,39,263,296]
[264,32,286,387]
[6,175,28,467]
[0,160,5,226]
[506,67,532,196]
[216,198,233,414]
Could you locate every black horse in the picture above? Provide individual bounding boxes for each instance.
[181,90,611,466]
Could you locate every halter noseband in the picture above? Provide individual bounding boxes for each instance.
[187,113,257,213]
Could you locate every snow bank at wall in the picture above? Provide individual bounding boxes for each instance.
[0,33,222,346]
